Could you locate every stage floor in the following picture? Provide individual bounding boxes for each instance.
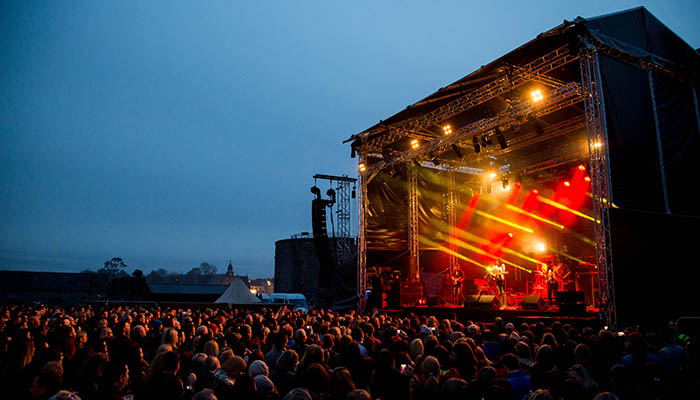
[383,305,601,329]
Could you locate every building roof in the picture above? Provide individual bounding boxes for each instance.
[147,283,228,296]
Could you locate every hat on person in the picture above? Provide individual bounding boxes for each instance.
[254,375,275,395]
[248,360,269,377]
[467,324,480,334]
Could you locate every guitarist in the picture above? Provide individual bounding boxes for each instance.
[545,260,558,306]
[451,268,465,305]
[489,260,507,307]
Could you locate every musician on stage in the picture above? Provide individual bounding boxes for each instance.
[451,268,465,305]
[545,260,558,306]
[489,260,507,307]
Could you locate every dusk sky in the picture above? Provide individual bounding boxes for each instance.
[2,1,698,278]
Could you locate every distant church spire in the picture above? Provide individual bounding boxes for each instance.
[226,260,234,277]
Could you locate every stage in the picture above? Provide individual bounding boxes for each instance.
[383,304,601,330]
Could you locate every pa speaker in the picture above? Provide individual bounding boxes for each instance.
[465,295,500,310]
[521,295,546,311]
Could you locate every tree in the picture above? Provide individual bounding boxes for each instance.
[200,262,217,276]
[99,257,127,277]
[146,268,170,283]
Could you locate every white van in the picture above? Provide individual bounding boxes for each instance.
[269,293,309,312]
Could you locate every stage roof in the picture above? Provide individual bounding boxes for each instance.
[349,7,698,141]
[348,7,700,216]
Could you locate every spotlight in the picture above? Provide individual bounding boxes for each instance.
[584,176,591,182]
[451,144,463,159]
[508,232,514,238]
[564,181,571,187]
[535,242,547,253]
[593,141,603,149]
[578,164,586,171]
[410,139,420,149]
[495,127,508,150]
[472,136,481,153]
[489,172,497,180]
[530,89,544,102]
[502,177,509,189]
[534,121,544,135]
[442,124,453,135]
[358,163,367,172]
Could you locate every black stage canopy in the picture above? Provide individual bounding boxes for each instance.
[348,7,699,328]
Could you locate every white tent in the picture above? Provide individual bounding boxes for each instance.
[215,277,261,304]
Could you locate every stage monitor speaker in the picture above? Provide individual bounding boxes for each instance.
[464,294,500,310]
[557,291,585,314]
[521,295,546,311]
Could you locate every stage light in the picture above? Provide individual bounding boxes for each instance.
[489,172,497,180]
[382,147,392,162]
[250,288,257,294]
[411,139,420,149]
[451,144,463,159]
[502,177,509,189]
[358,163,366,172]
[535,242,547,253]
[508,233,514,238]
[593,141,603,149]
[534,121,545,135]
[585,176,591,182]
[531,89,544,102]
[578,164,586,171]
[442,124,453,135]
[495,127,508,149]
[472,136,481,153]
[564,181,570,187]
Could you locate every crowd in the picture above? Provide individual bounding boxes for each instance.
[0,303,697,400]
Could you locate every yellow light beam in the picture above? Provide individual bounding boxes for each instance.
[419,236,489,271]
[473,209,534,233]
[505,204,565,229]
[550,249,591,266]
[537,196,597,222]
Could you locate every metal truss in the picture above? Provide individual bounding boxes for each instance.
[590,37,687,81]
[313,174,357,265]
[447,169,458,302]
[408,163,420,281]
[361,45,579,151]
[363,80,583,176]
[357,162,368,313]
[580,42,617,330]
[462,115,587,168]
